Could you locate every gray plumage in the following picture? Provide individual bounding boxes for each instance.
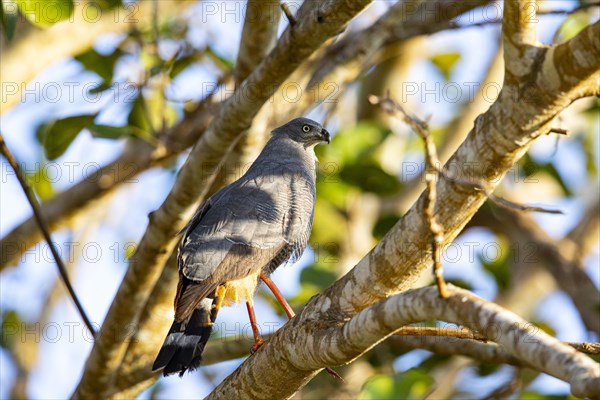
[153,117,330,376]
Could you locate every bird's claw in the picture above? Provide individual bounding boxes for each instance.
[251,337,265,354]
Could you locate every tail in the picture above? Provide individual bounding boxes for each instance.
[152,295,218,376]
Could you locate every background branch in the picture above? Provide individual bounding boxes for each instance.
[0,131,95,335]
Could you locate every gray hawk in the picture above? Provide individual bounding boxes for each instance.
[153,117,330,376]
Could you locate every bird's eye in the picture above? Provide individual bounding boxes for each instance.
[302,125,310,132]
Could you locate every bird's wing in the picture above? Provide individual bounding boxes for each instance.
[174,171,303,319]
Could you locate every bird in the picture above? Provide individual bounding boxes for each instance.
[152,117,330,376]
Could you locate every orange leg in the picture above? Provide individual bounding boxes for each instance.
[245,301,265,352]
[260,274,344,381]
[260,274,295,319]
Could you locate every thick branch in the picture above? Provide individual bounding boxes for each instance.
[503,0,539,80]
[72,1,373,398]
[234,0,281,87]
[210,285,600,399]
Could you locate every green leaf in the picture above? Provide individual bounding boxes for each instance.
[555,13,592,43]
[16,0,74,27]
[318,122,388,167]
[42,114,97,160]
[430,52,461,81]
[475,361,502,376]
[359,370,434,400]
[93,0,122,8]
[300,263,338,289]
[1,310,23,350]
[0,1,18,40]
[520,154,572,196]
[478,235,510,291]
[127,93,152,136]
[26,164,55,201]
[169,54,199,79]
[205,46,234,70]
[311,198,347,244]
[87,124,131,139]
[340,163,401,195]
[373,214,400,240]
[75,48,122,82]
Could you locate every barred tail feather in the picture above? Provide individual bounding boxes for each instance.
[152,296,218,376]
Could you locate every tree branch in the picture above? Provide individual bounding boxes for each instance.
[503,0,539,81]
[72,1,373,397]
[234,0,281,87]
[209,285,600,399]
[0,131,95,336]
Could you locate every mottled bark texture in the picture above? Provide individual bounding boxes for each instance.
[208,286,599,399]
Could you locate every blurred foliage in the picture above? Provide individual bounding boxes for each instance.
[26,163,56,201]
[0,0,18,39]
[75,48,123,87]
[0,310,23,351]
[39,114,97,160]
[15,0,74,27]
[429,52,461,81]
[478,234,511,291]
[358,369,434,400]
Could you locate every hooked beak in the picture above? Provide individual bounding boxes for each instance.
[320,128,330,144]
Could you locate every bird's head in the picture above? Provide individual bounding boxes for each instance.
[273,117,330,148]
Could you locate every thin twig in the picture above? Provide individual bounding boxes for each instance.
[0,132,96,337]
[549,127,570,135]
[369,93,448,298]
[448,2,600,31]
[281,3,297,27]
[394,327,600,355]
[368,94,563,215]
[394,326,488,341]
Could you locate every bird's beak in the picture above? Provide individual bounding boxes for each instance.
[321,128,330,144]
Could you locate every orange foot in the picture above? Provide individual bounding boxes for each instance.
[251,337,265,353]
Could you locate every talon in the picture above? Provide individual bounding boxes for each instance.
[251,337,265,353]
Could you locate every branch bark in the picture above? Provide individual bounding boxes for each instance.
[72,1,373,398]
[209,285,600,399]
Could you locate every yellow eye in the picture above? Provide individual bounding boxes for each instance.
[302,125,310,132]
